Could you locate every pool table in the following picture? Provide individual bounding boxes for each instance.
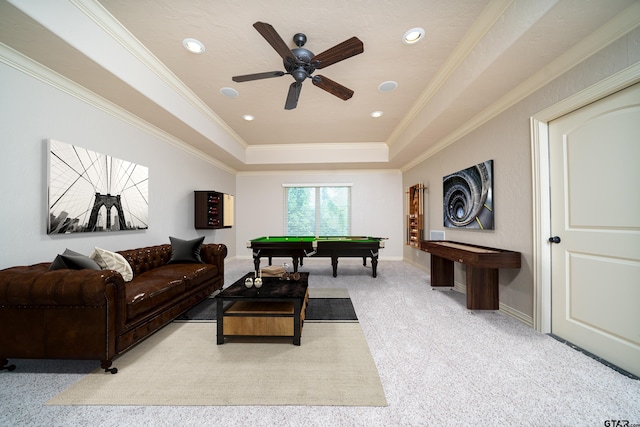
[247,236,386,278]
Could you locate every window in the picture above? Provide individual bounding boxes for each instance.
[284,185,351,236]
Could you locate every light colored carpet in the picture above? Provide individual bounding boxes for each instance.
[46,321,387,407]
[4,260,638,426]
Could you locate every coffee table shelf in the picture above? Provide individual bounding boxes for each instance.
[216,272,309,345]
[223,300,307,337]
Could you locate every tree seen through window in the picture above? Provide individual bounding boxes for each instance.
[285,186,350,236]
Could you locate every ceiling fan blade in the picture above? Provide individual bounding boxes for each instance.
[253,22,297,64]
[311,37,364,69]
[285,82,302,110]
[232,71,285,82]
[312,75,354,100]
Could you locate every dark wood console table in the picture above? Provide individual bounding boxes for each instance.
[419,240,521,310]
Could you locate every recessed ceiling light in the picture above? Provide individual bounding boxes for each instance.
[378,81,398,92]
[370,111,384,118]
[183,38,205,54]
[402,27,425,45]
[242,114,255,121]
[220,87,239,98]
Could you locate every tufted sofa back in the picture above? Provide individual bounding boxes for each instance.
[118,243,227,278]
[118,244,171,277]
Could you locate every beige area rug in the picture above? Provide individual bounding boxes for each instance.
[47,321,387,406]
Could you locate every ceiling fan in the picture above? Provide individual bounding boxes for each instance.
[232,22,364,110]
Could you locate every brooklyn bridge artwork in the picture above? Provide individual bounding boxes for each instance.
[47,139,149,234]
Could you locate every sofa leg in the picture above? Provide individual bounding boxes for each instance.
[1,358,16,372]
[101,359,118,374]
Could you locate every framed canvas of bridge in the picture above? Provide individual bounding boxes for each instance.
[47,139,148,234]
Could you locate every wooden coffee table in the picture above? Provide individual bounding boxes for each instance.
[216,272,309,345]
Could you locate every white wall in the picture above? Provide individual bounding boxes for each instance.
[0,61,236,269]
[235,170,404,260]
[403,27,640,323]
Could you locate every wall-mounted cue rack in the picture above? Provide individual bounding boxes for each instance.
[406,183,426,247]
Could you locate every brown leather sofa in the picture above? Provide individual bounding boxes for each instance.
[0,243,226,374]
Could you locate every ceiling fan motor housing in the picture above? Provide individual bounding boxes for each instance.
[286,46,316,82]
[293,33,307,47]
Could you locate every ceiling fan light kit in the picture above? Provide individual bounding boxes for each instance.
[232,22,364,110]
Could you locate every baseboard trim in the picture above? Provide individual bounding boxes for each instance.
[402,258,427,271]
[499,303,533,328]
[448,281,533,327]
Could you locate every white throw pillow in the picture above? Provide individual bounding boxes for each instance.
[90,247,134,282]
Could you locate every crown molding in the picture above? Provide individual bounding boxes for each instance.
[401,2,640,172]
[245,142,389,165]
[0,42,238,175]
[387,0,514,148]
[8,0,246,162]
[237,168,401,177]
[71,0,248,149]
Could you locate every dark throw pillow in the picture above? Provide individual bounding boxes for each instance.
[168,236,205,264]
[49,248,102,271]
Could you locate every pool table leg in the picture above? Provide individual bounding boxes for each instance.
[252,251,261,272]
[292,257,299,272]
[371,251,379,278]
[331,257,338,277]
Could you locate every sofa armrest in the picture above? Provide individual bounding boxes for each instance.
[0,263,126,307]
[0,264,126,366]
[200,243,227,274]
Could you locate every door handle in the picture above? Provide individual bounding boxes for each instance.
[548,236,561,244]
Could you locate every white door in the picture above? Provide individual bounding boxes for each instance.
[549,83,640,377]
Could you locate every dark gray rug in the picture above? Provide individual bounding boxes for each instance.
[176,292,357,322]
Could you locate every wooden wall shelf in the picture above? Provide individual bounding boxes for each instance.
[194,191,234,229]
